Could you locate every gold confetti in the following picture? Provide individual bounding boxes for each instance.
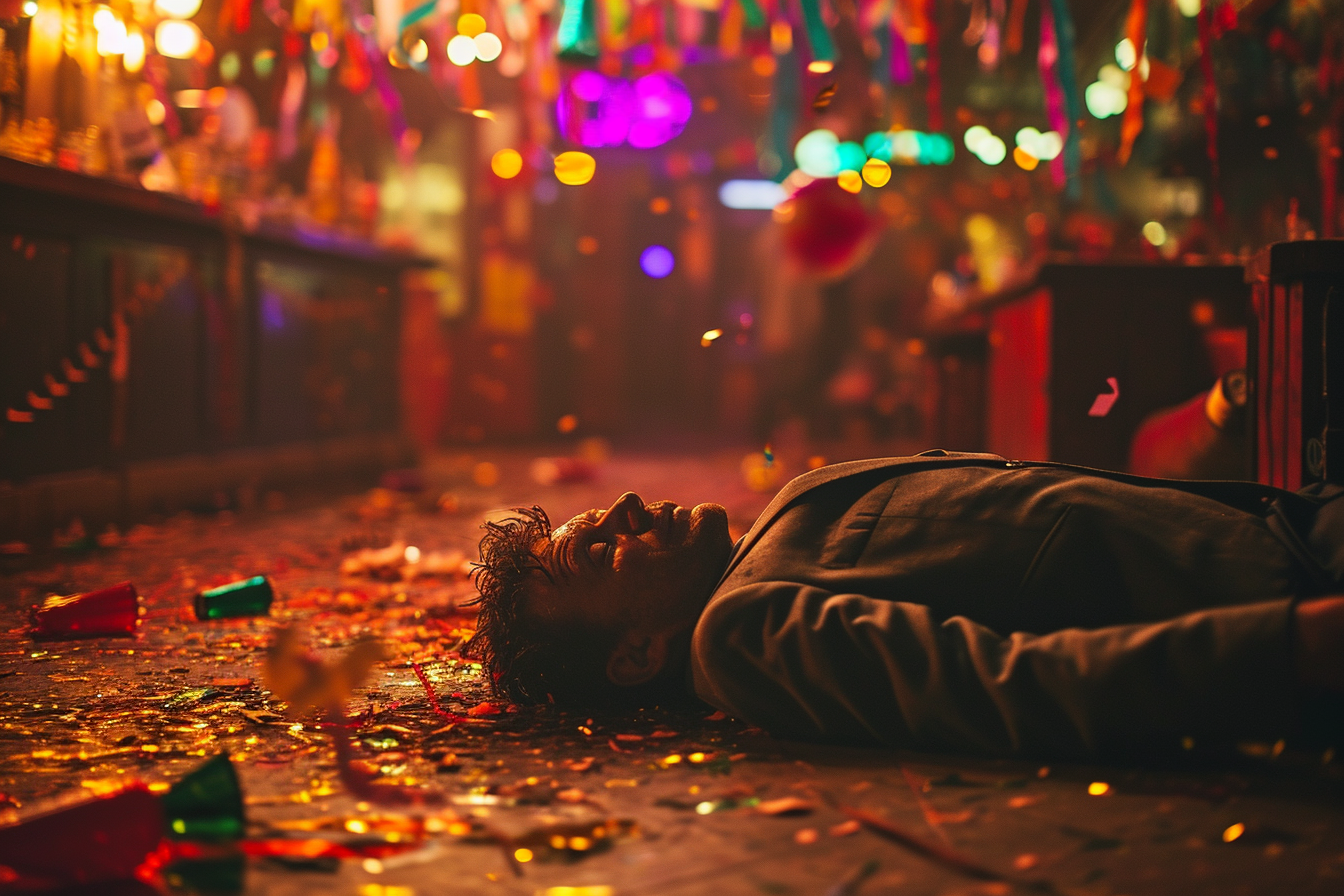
[1223,823,1245,843]
[811,82,837,111]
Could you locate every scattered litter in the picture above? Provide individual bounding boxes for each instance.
[756,797,814,816]
[30,582,141,639]
[195,576,274,620]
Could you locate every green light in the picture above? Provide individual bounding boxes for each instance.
[219,51,240,83]
[863,132,892,161]
[836,141,866,172]
[794,128,840,177]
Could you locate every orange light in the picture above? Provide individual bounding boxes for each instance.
[1087,782,1110,796]
[1013,146,1039,170]
[491,148,522,178]
[837,170,862,193]
[457,13,487,37]
[554,151,596,186]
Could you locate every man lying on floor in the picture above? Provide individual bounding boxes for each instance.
[464,450,1344,758]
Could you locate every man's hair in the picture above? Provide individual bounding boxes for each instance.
[463,506,623,706]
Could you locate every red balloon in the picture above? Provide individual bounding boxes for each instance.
[780,179,882,277]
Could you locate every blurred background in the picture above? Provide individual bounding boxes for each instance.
[1,0,1342,541]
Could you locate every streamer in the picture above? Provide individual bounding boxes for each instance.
[1117,0,1147,164]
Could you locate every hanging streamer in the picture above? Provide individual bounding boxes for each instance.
[799,0,837,67]
[721,0,745,57]
[343,0,408,153]
[603,0,631,52]
[923,0,942,132]
[1197,0,1223,220]
[980,0,1003,70]
[1038,4,1067,189]
[740,0,766,31]
[556,0,600,60]
[1005,0,1028,54]
[1116,0,1147,164]
[890,6,913,85]
[767,47,800,180]
[1048,0,1082,198]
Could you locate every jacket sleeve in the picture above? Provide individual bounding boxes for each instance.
[690,583,1302,757]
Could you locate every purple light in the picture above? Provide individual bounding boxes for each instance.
[571,70,607,102]
[639,245,675,278]
[556,70,692,150]
[627,72,692,149]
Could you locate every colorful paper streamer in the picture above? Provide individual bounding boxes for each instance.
[1117,0,1147,164]
[1047,0,1082,198]
[799,0,837,66]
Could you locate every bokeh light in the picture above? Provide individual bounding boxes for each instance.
[557,71,691,149]
[123,28,145,72]
[836,142,866,172]
[718,180,787,209]
[154,0,201,18]
[554,151,596,185]
[410,39,429,64]
[794,129,840,178]
[1142,221,1167,246]
[1013,147,1038,170]
[219,51,240,82]
[474,33,503,63]
[447,34,476,66]
[155,20,201,59]
[1115,38,1137,72]
[861,158,891,187]
[640,245,675,278]
[627,72,693,149]
[457,13,487,37]
[491,148,523,179]
[837,170,863,193]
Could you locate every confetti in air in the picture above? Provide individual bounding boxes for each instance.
[1087,377,1120,417]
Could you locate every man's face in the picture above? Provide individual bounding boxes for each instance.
[527,493,734,639]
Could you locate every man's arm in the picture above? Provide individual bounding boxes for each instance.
[691,583,1310,757]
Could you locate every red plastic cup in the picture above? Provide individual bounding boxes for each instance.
[30,582,140,639]
[0,782,164,886]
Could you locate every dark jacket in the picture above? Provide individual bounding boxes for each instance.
[690,451,1334,757]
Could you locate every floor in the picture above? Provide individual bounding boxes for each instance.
[2,443,1343,896]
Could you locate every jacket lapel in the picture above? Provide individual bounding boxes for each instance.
[715,450,1007,585]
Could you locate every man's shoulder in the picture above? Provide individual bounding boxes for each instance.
[778,449,1008,500]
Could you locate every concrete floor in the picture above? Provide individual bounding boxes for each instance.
[2,444,1342,896]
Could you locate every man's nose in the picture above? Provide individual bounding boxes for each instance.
[595,492,645,534]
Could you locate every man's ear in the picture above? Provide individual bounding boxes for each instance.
[606,630,669,688]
